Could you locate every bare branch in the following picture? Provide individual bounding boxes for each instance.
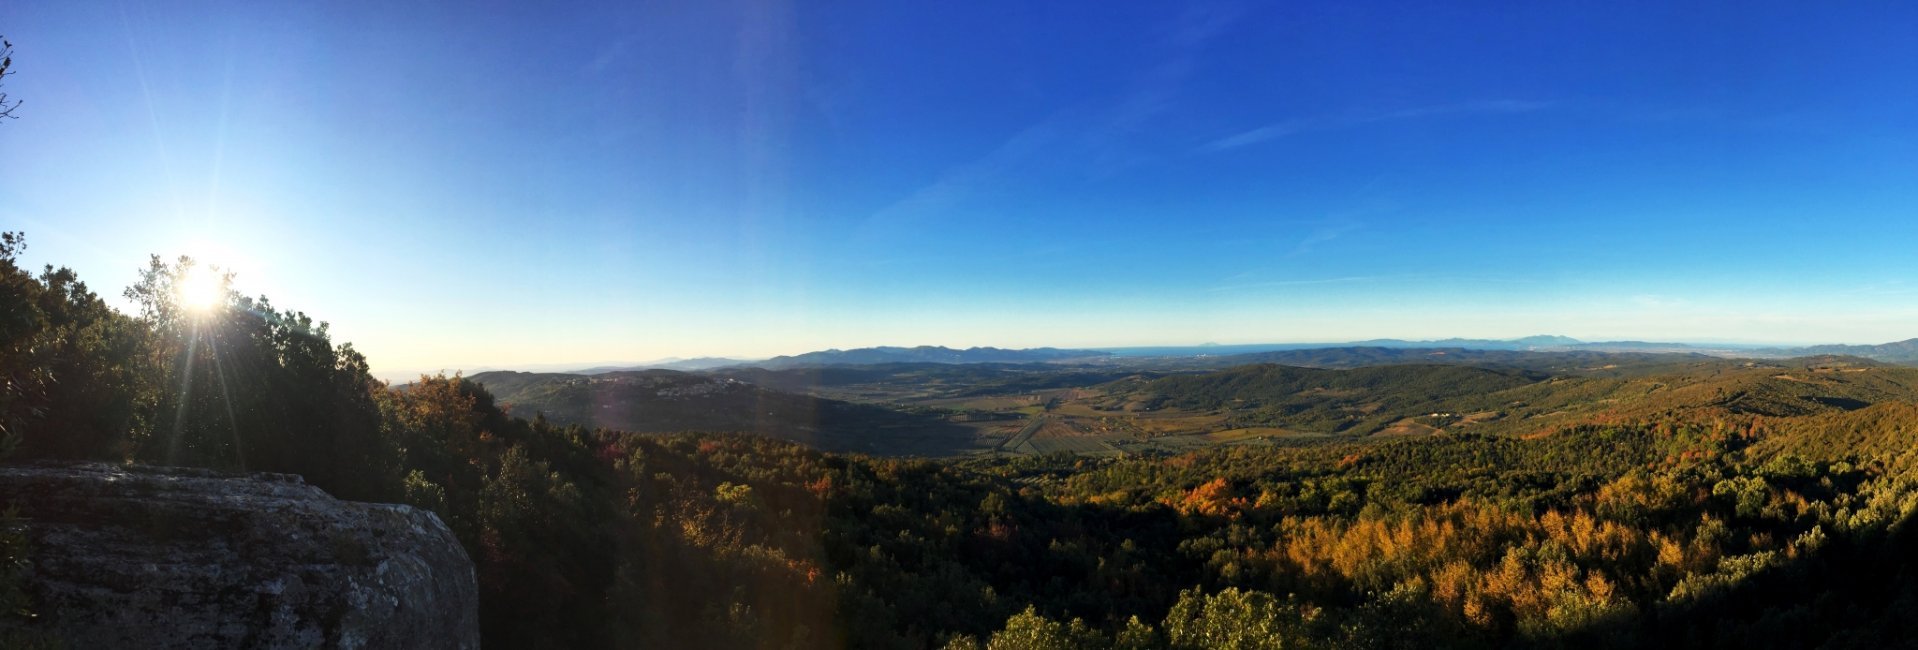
[0,37,19,120]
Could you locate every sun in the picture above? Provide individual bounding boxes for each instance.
[176,264,224,313]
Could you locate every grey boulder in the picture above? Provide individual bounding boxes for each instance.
[0,462,479,649]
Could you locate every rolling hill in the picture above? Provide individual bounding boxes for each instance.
[709,362,1146,398]
[1094,356,1918,438]
[1766,338,1918,364]
[1107,363,1548,434]
[570,357,750,373]
[466,370,974,455]
[753,345,1109,368]
[1210,346,1719,375]
[467,351,1918,457]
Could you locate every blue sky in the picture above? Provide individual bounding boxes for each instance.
[2,2,1916,377]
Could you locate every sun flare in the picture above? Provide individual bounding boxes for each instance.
[176,265,223,313]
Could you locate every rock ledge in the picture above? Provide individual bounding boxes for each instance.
[0,462,478,649]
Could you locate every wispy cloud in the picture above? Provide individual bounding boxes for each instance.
[1205,275,1384,293]
[863,3,1242,232]
[862,121,1061,230]
[1202,100,1554,153]
[1631,294,1691,309]
[1291,219,1363,256]
[1842,280,1918,297]
[583,37,636,76]
[1205,270,1545,295]
[1101,4,1244,135]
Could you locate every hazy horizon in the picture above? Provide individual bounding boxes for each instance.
[5,2,1915,377]
[369,332,1902,383]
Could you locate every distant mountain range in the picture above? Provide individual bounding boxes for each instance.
[752,346,1110,368]
[1212,347,1718,373]
[1096,336,1704,357]
[1349,335,1587,349]
[571,357,748,373]
[1154,336,1918,365]
[1760,338,1918,365]
[533,336,1918,376]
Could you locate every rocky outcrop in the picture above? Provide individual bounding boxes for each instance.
[0,463,478,649]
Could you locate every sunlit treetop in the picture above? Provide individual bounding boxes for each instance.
[174,263,224,315]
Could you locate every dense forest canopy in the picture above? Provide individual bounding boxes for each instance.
[7,236,1918,648]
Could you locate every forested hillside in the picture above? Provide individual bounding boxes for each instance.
[1113,364,1544,434]
[467,369,975,455]
[9,236,1918,648]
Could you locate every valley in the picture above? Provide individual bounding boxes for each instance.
[471,347,1918,461]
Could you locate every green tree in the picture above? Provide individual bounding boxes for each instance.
[0,233,149,459]
[1163,587,1315,650]
[125,255,396,500]
[984,606,1104,650]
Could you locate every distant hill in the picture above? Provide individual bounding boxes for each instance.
[1108,363,1548,434]
[1349,335,1587,350]
[1513,334,1584,346]
[1213,346,1715,375]
[754,346,1109,368]
[1097,333,1726,358]
[465,370,973,455]
[1103,336,1602,357]
[1104,356,1918,437]
[708,362,1146,397]
[571,357,750,373]
[1764,338,1918,365]
[527,336,1918,379]
[1345,336,1712,353]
